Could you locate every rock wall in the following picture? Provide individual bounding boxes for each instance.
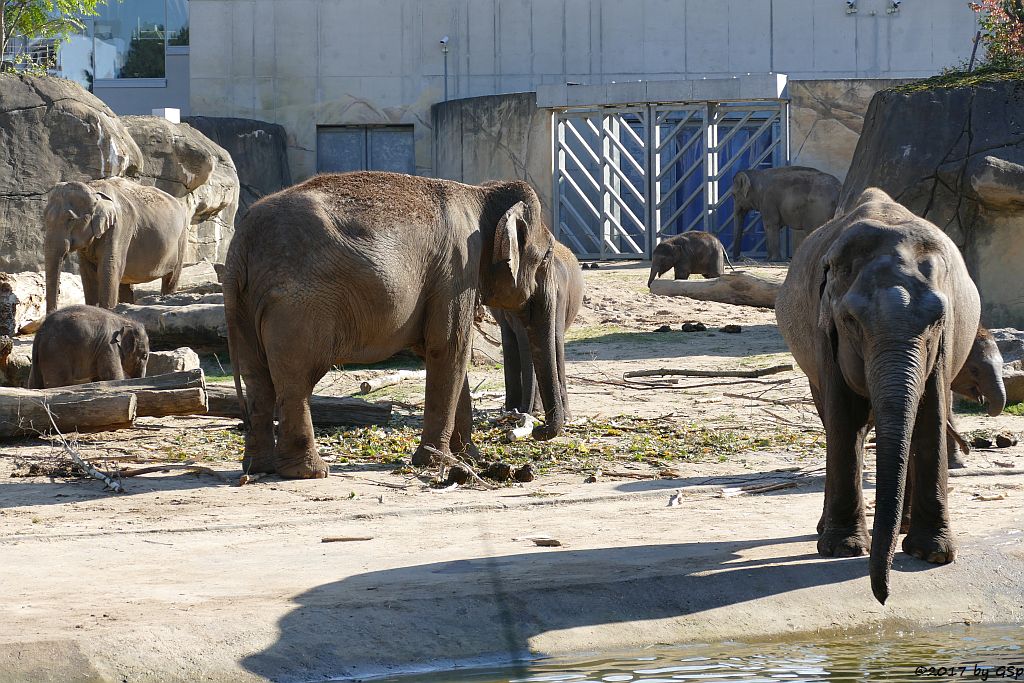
[839,78,1024,328]
[122,116,240,264]
[0,74,143,272]
[183,116,292,219]
[432,92,554,227]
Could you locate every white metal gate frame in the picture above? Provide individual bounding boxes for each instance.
[554,99,789,260]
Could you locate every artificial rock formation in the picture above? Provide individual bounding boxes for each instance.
[0,74,144,272]
[840,78,1024,327]
[183,116,291,219]
[122,116,240,264]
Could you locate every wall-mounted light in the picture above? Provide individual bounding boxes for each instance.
[440,35,450,102]
[845,0,858,13]
[886,0,901,14]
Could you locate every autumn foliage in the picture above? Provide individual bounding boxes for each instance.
[971,0,1024,68]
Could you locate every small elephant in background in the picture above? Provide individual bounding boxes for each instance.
[43,177,190,315]
[490,242,585,418]
[945,326,1007,468]
[732,166,842,262]
[28,305,149,389]
[647,231,728,287]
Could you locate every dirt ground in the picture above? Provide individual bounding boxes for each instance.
[2,262,1023,682]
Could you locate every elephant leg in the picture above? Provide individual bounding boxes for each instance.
[903,372,956,564]
[764,218,783,262]
[791,228,809,255]
[672,264,690,280]
[817,361,872,557]
[118,283,135,305]
[95,346,126,382]
[449,376,480,462]
[512,318,537,415]
[80,259,100,307]
[162,259,184,295]
[555,299,571,423]
[412,295,474,467]
[496,313,523,412]
[263,317,329,479]
[240,362,278,476]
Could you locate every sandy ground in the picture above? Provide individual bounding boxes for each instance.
[1,262,1023,682]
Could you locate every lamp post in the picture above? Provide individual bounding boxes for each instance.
[440,35,449,101]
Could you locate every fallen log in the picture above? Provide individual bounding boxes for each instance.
[623,364,793,380]
[51,370,209,418]
[0,391,137,438]
[649,271,780,308]
[204,384,392,426]
[358,369,426,395]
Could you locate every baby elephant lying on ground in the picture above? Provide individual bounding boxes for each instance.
[28,305,149,389]
[647,232,728,287]
[490,242,585,417]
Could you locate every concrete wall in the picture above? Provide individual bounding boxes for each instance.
[789,79,909,182]
[433,92,553,222]
[92,50,191,116]
[189,0,978,183]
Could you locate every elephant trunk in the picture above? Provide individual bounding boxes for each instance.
[526,273,565,441]
[732,204,748,260]
[982,367,1007,417]
[868,349,924,605]
[647,260,660,287]
[45,233,70,315]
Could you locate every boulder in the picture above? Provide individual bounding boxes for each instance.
[121,116,240,264]
[0,335,33,388]
[839,78,1024,327]
[0,271,85,337]
[147,347,201,376]
[990,328,1024,366]
[183,116,291,218]
[134,262,222,298]
[0,74,144,273]
[115,302,227,352]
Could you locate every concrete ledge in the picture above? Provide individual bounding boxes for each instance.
[537,74,789,109]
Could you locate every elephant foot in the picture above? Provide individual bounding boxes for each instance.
[903,527,957,564]
[242,451,276,475]
[275,452,329,479]
[412,444,445,467]
[947,449,968,470]
[899,514,912,535]
[532,422,562,441]
[817,525,870,558]
[450,441,481,465]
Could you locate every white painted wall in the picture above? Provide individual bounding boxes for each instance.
[190,0,978,179]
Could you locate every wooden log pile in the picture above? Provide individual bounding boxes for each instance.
[204,384,392,426]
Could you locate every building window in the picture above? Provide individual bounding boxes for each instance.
[317,126,416,175]
[52,0,188,87]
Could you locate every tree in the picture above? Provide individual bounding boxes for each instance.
[118,26,163,78]
[970,0,1024,69]
[0,1,109,72]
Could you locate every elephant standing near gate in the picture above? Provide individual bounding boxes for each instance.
[43,177,190,314]
[776,188,981,604]
[732,166,841,261]
[223,172,566,479]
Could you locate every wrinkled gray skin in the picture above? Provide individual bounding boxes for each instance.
[648,231,727,287]
[28,305,149,389]
[44,177,189,315]
[945,327,1007,469]
[490,242,584,417]
[776,188,981,605]
[732,166,842,262]
[224,172,565,479]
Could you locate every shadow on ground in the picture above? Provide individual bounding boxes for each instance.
[241,534,870,682]
[567,324,790,362]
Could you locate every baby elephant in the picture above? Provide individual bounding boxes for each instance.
[28,305,149,389]
[491,242,584,417]
[945,326,1007,468]
[647,232,727,287]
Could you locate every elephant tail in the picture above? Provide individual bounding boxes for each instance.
[27,334,43,389]
[222,257,251,430]
[721,242,736,272]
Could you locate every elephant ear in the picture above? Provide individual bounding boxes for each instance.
[493,201,527,287]
[90,194,116,240]
[733,172,751,202]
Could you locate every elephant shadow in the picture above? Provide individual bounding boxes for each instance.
[240,534,870,682]
[566,324,790,362]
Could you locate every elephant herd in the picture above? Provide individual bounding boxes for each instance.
[29,167,1009,604]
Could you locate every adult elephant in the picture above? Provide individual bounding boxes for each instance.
[490,241,584,417]
[224,172,565,479]
[732,166,841,262]
[776,188,980,605]
[43,178,189,314]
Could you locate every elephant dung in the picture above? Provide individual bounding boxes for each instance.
[0,271,85,337]
[147,347,202,376]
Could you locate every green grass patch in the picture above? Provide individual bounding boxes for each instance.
[1005,402,1024,417]
[890,65,1024,94]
